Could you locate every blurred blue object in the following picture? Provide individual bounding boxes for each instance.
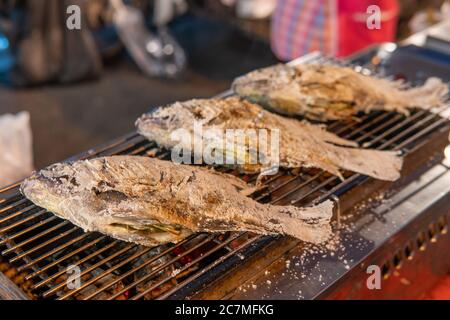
[0,35,9,50]
[0,32,14,75]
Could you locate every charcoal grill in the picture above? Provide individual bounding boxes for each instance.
[0,45,449,300]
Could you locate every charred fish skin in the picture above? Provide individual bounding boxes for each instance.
[21,156,334,246]
[136,97,403,181]
[232,64,449,121]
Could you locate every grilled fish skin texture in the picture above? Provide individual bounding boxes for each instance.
[21,156,333,246]
[136,97,403,181]
[232,64,449,121]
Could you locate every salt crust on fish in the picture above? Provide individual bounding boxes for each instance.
[21,156,334,247]
[137,97,403,181]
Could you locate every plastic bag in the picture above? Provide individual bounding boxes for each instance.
[0,112,34,187]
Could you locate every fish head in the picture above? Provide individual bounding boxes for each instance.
[139,102,194,129]
[20,160,115,228]
[21,159,193,247]
[20,162,81,215]
[232,64,297,99]
[136,102,201,147]
[136,100,225,151]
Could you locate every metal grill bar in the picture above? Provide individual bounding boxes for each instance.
[0,182,21,194]
[0,204,36,224]
[0,199,28,215]
[107,234,216,300]
[0,209,47,233]
[0,216,59,246]
[2,221,71,255]
[155,234,261,300]
[56,245,154,299]
[24,235,107,279]
[267,173,322,205]
[129,233,244,300]
[30,238,115,288]
[8,227,79,264]
[18,233,93,272]
[79,132,139,159]
[43,244,132,297]
[82,234,199,300]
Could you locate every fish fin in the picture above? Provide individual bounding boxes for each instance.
[327,145,403,181]
[239,185,262,197]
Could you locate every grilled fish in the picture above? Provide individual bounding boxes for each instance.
[232,64,449,121]
[21,156,333,246]
[136,97,403,181]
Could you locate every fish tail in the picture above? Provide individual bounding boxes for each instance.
[267,200,333,244]
[403,78,449,109]
[328,145,403,181]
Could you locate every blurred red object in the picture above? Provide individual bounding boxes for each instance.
[422,276,450,300]
[271,0,399,60]
[338,0,399,57]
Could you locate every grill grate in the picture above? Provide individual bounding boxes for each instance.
[0,58,449,300]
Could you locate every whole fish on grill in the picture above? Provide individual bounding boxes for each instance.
[232,64,449,121]
[20,156,333,246]
[136,97,403,181]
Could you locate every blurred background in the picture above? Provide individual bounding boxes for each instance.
[0,0,448,173]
